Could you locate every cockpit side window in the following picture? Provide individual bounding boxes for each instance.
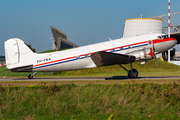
[158,36,161,40]
[161,35,167,39]
[157,35,168,40]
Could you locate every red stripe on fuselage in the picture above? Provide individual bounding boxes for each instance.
[152,38,176,44]
[34,56,75,67]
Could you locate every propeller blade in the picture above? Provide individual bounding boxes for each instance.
[151,40,158,66]
[153,52,158,66]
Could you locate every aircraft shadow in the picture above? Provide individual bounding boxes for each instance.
[105,76,179,80]
[105,76,129,80]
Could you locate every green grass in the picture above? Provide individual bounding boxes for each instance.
[53,59,180,77]
[1,83,180,119]
[1,59,180,78]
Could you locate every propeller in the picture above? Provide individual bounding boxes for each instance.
[151,40,158,66]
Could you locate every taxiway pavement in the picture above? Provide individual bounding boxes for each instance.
[0,76,180,82]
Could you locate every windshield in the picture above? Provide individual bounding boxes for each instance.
[157,35,168,40]
[161,35,168,39]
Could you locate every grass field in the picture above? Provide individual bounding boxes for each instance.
[1,83,180,119]
[1,60,180,119]
[51,59,180,77]
[54,59,180,77]
[1,59,180,78]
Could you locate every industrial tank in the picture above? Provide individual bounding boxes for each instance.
[123,18,162,38]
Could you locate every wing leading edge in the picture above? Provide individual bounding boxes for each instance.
[90,51,136,67]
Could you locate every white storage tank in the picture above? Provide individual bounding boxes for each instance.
[123,18,162,38]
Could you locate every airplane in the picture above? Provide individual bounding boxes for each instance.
[4,33,177,79]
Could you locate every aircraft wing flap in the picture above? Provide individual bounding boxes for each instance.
[90,51,135,67]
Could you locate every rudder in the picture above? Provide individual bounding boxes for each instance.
[4,38,36,69]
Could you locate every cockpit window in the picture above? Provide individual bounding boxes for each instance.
[158,36,161,40]
[157,35,168,40]
[161,35,168,39]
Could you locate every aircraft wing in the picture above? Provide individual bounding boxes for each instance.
[90,51,135,67]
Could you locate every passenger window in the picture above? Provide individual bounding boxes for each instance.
[119,47,123,50]
[85,54,89,58]
[76,56,80,59]
[128,45,132,48]
[111,49,115,52]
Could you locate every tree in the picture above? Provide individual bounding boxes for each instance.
[26,44,36,52]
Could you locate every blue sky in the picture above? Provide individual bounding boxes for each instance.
[1,0,180,55]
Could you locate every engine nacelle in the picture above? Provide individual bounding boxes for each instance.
[127,48,154,65]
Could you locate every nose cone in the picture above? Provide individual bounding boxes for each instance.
[169,38,177,48]
[154,38,177,53]
[164,38,177,52]
[174,38,177,44]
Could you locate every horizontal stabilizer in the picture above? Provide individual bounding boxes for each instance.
[7,65,33,72]
[90,51,135,67]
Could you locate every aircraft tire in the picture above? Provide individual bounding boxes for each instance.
[128,69,138,79]
[28,75,33,79]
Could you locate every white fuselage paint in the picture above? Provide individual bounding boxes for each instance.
[28,33,177,72]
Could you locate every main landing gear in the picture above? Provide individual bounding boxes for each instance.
[28,72,36,79]
[119,63,138,79]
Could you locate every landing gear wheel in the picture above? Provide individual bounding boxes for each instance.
[28,75,33,79]
[128,69,138,79]
[119,64,138,79]
[28,72,36,79]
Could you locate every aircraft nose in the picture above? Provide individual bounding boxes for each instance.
[168,38,177,49]
[154,38,177,53]
[174,38,178,45]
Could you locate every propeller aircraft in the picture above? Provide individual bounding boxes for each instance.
[4,33,177,79]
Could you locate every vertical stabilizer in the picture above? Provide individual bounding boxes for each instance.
[4,38,36,69]
[5,39,19,65]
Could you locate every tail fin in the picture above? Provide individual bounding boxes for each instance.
[4,38,36,69]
